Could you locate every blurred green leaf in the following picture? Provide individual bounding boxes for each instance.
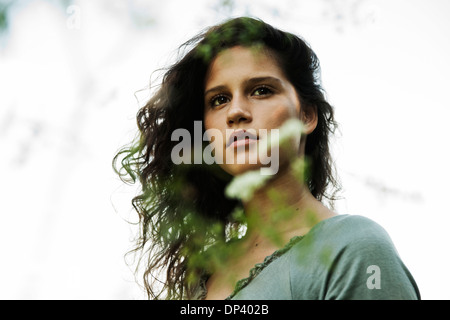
[0,1,11,33]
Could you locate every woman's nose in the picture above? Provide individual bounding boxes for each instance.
[226,97,252,126]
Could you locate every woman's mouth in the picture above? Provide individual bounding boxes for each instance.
[227,129,259,148]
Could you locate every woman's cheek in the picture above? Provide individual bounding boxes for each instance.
[263,106,297,129]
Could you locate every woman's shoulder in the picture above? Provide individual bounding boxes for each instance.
[307,214,394,248]
[288,213,400,272]
[313,213,386,231]
[289,214,421,299]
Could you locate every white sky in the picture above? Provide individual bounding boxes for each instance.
[1,0,449,299]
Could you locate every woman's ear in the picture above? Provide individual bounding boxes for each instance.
[301,104,318,135]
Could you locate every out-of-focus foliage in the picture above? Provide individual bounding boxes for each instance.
[182,119,310,289]
[0,0,74,36]
[0,1,11,33]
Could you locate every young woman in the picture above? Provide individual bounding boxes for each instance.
[114,17,420,300]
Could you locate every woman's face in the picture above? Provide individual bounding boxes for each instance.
[203,45,303,176]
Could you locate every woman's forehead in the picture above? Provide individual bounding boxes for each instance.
[205,46,285,86]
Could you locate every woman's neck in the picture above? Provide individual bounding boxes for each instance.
[241,165,336,249]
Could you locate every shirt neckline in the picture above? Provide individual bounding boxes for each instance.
[224,235,304,300]
[199,214,346,300]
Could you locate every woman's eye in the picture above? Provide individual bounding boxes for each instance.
[211,95,229,107]
[252,86,273,96]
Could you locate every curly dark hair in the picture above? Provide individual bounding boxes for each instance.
[113,17,340,299]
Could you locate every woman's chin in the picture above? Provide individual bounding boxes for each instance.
[220,163,264,177]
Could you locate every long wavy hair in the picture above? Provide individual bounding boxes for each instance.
[113,17,340,299]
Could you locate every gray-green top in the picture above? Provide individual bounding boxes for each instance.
[196,214,420,300]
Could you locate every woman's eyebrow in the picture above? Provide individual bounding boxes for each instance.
[245,76,282,87]
[204,76,282,97]
[204,85,228,97]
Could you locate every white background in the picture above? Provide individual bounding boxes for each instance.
[1,0,449,299]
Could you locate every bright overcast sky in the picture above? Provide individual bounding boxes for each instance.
[1,0,449,299]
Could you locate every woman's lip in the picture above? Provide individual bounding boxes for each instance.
[228,137,258,149]
[227,129,258,147]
